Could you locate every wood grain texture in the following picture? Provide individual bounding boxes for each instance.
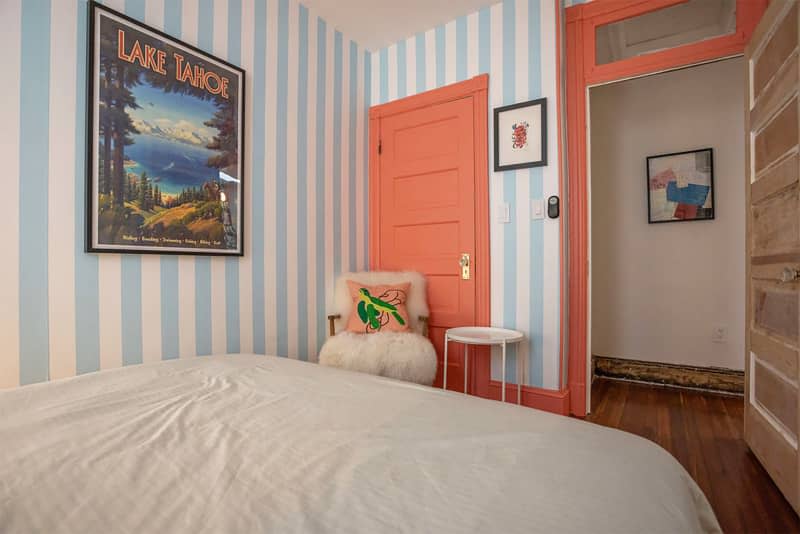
[751,151,798,205]
[587,379,800,533]
[753,2,798,99]
[751,52,799,133]
[751,328,799,380]
[754,98,798,175]
[754,360,799,437]
[751,182,800,257]
[746,0,800,513]
[753,285,800,342]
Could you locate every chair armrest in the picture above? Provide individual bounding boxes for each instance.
[418,316,429,337]
[327,314,341,337]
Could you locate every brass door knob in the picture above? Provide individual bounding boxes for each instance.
[780,267,800,283]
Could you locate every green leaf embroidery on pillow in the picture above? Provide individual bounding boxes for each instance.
[357,288,406,331]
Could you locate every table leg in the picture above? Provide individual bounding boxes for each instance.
[517,345,522,405]
[464,344,469,395]
[501,341,506,403]
[443,335,448,391]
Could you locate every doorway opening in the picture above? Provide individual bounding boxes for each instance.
[564,0,766,416]
[588,57,746,395]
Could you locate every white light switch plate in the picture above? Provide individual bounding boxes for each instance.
[531,199,545,220]
[497,203,511,224]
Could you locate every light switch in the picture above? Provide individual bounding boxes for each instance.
[531,199,545,220]
[497,203,511,224]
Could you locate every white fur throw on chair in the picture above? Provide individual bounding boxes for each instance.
[319,271,437,386]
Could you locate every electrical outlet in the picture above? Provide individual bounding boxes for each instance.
[712,325,728,344]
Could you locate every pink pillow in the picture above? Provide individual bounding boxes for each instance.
[345,281,412,334]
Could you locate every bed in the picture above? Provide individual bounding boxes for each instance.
[0,354,719,533]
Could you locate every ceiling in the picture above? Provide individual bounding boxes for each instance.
[301,0,498,51]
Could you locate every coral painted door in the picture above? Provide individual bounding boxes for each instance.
[376,97,477,391]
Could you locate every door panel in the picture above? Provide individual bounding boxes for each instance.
[746,0,800,514]
[378,97,476,391]
[748,403,799,505]
[754,99,799,173]
[751,151,798,203]
[754,358,799,438]
[752,3,798,95]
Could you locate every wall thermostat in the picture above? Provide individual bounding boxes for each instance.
[547,196,560,219]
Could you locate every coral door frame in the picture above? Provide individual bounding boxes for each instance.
[565,0,767,416]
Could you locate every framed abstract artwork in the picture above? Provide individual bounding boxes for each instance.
[86,2,245,255]
[646,148,714,224]
[493,98,547,171]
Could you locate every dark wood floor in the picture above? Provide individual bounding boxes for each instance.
[586,378,800,534]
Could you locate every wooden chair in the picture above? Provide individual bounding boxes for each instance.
[319,271,437,386]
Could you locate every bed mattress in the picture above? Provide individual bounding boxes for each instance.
[0,354,719,533]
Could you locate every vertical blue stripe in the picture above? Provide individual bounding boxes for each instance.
[119,0,146,368]
[224,260,240,353]
[296,5,309,360]
[125,0,144,19]
[193,0,213,357]
[121,257,143,365]
[529,0,544,388]
[363,50,371,269]
[478,8,490,74]
[159,1,182,361]
[160,258,179,359]
[19,0,51,385]
[315,19,327,352]
[502,0,517,382]
[348,41,358,273]
[333,32,343,279]
[198,0,213,50]
[225,0,242,354]
[252,0,267,354]
[275,0,289,357]
[435,25,445,87]
[456,16,467,81]
[396,40,407,98]
[76,0,100,375]
[415,33,426,93]
[379,47,388,104]
[164,0,182,34]
[195,258,212,355]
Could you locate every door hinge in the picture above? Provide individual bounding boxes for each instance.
[378,140,382,155]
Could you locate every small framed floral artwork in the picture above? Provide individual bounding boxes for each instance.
[493,98,547,172]
[646,148,714,224]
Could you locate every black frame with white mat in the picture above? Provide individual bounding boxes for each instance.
[493,97,547,171]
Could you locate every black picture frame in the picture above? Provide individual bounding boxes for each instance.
[86,1,246,256]
[646,148,715,224]
[493,97,547,172]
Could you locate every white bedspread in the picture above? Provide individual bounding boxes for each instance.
[0,355,719,533]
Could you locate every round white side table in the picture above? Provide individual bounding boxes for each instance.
[443,327,526,404]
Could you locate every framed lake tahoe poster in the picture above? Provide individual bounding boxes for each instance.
[87,2,245,255]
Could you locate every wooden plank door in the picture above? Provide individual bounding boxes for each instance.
[372,83,488,393]
[745,0,800,514]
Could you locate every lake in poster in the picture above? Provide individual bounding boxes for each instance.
[88,3,244,255]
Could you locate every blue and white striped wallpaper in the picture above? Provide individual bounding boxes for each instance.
[2,0,566,392]
[1,0,370,388]
[370,0,562,390]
